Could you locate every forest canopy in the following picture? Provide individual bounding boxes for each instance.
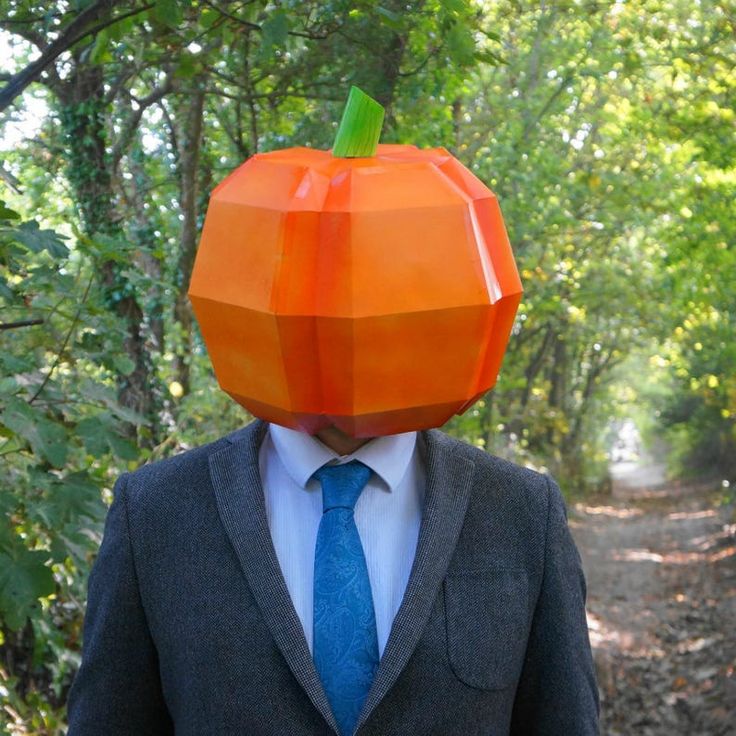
[0,0,734,730]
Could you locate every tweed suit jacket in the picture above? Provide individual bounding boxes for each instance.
[66,419,600,735]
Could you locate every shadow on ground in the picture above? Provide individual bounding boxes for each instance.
[570,455,735,736]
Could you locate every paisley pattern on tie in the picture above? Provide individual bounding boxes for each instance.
[312,460,379,736]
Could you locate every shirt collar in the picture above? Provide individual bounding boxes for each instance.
[268,422,417,492]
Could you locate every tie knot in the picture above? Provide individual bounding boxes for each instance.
[312,460,372,513]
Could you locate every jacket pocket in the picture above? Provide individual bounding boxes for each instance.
[444,568,530,690]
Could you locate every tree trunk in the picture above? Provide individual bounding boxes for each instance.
[520,325,555,409]
[172,80,206,397]
[56,63,154,439]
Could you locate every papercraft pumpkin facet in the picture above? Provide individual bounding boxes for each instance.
[188,88,522,437]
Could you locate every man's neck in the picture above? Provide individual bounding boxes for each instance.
[315,425,374,456]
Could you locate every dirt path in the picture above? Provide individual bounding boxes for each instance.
[570,474,736,736]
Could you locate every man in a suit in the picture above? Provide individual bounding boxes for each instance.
[66,416,599,735]
[67,85,599,734]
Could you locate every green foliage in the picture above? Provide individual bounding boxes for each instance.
[0,0,733,728]
[2,396,68,468]
[0,199,144,726]
[6,221,69,259]
[0,545,55,631]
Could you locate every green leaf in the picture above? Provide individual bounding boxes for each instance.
[113,354,136,376]
[0,353,35,374]
[77,413,140,460]
[446,20,477,66]
[76,416,110,458]
[475,49,507,66]
[85,233,133,263]
[80,381,146,424]
[479,27,501,42]
[440,0,468,13]
[0,201,20,221]
[0,397,68,467]
[200,8,219,29]
[0,274,14,300]
[376,6,402,30]
[53,526,103,567]
[10,221,69,258]
[89,29,112,65]
[39,472,105,528]
[152,0,183,28]
[107,15,134,40]
[261,10,289,53]
[0,547,55,631]
[0,376,19,396]
[107,431,138,461]
[176,51,198,78]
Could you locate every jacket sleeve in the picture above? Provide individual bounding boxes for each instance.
[509,474,600,735]
[66,472,174,735]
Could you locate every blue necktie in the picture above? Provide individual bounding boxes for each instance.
[312,460,379,736]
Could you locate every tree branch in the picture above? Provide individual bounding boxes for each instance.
[0,21,48,49]
[28,274,94,404]
[0,2,152,113]
[110,73,174,169]
[200,0,343,40]
[0,164,22,193]
[0,318,44,330]
[521,74,574,142]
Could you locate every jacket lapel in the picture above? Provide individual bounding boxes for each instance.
[208,419,340,733]
[355,428,475,732]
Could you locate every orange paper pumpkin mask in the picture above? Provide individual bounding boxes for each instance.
[188,88,522,437]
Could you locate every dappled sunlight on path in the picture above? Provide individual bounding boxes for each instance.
[571,480,736,735]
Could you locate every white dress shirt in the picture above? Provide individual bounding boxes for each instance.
[258,423,425,657]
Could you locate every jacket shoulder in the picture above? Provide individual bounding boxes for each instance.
[120,419,264,508]
[425,429,557,567]
[426,428,550,494]
[432,432,564,548]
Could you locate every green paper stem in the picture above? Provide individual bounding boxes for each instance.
[332,86,385,158]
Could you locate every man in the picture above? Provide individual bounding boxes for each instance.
[67,87,599,734]
[66,418,599,734]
